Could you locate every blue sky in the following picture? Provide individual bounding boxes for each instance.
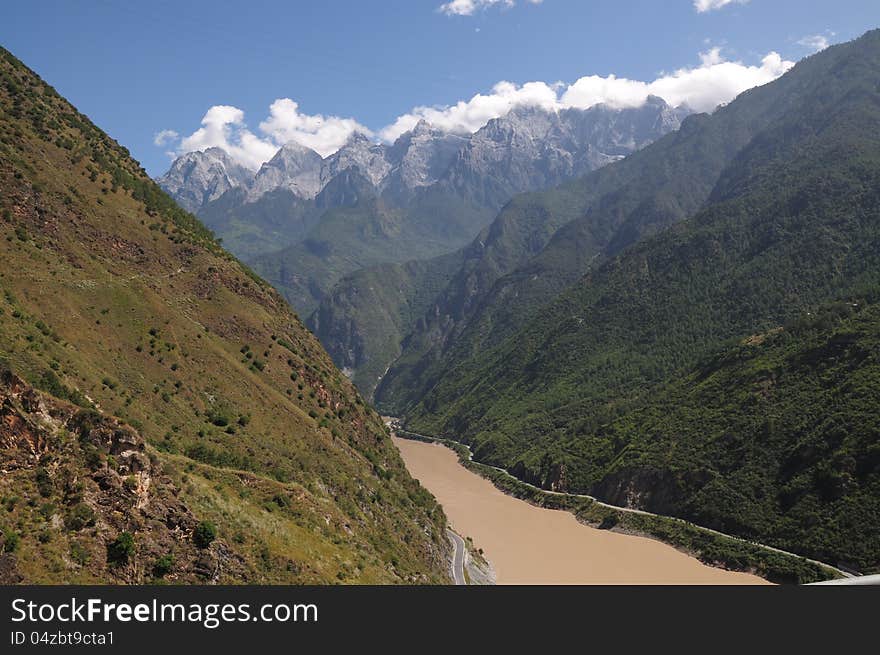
[3,0,878,175]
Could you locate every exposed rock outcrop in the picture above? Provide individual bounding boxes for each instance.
[0,369,247,584]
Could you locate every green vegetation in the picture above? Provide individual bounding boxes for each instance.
[2,527,20,553]
[69,541,90,566]
[34,370,91,408]
[34,467,52,497]
[106,532,135,565]
[197,187,321,263]
[396,31,880,573]
[64,504,96,531]
[152,553,175,578]
[193,521,217,549]
[252,189,494,316]
[585,301,880,571]
[308,251,464,396]
[0,46,450,584]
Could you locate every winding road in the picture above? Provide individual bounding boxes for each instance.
[447,529,467,585]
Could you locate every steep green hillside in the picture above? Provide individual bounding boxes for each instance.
[308,251,464,397]
[372,40,830,413]
[403,31,880,571]
[0,47,449,584]
[310,189,580,401]
[592,300,880,572]
[197,186,320,263]
[374,180,618,409]
[252,187,493,316]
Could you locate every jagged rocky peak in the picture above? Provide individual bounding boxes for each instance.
[438,98,690,207]
[321,131,392,188]
[561,95,689,156]
[159,97,691,215]
[386,120,468,193]
[156,146,252,213]
[248,140,323,200]
[489,104,561,137]
[446,105,568,189]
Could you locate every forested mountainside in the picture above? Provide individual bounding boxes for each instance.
[592,300,880,572]
[0,47,449,584]
[161,100,687,316]
[370,31,878,414]
[397,30,880,571]
[312,182,593,399]
[248,184,494,316]
[307,251,465,396]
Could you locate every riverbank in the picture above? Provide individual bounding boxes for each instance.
[391,426,842,584]
[395,437,771,584]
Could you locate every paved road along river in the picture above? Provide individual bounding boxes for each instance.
[393,437,770,585]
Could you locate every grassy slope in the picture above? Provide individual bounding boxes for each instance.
[403,31,880,571]
[0,46,448,584]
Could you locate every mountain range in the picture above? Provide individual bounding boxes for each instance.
[335,30,880,573]
[6,25,877,585]
[159,98,689,314]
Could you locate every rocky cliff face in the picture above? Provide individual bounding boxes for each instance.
[320,132,393,189]
[0,370,247,584]
[156,146,252,213]
[384,120,469,201]
[159,100,690,222]
[439,98,688,207]
[248,141,324,200]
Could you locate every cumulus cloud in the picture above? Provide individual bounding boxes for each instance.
[694,0,748,12]
[439,0,542,17]
[152,129,178,147]
[563,49,792,113]
[381,47,793,141]
[378,80,560,141]
[160,47,794,168]
[173,105,276,170]
[798,33,833,52]
[258,99,371,157]
[161,101,367,170]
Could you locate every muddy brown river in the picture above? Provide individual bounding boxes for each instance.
[394,437,769,585]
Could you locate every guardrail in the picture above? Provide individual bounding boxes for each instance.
[808,574,880,585]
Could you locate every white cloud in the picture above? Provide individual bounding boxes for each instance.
[699,47,724,67]
[258,99,371,158]
[564,49,792,113]
[175,105,276,170]
[152,129,178,147]
[439,0,542,17]
[381,47,793,141]
[378,80,560,141]
[694,0,748,12]
[797,33,833,52]
[163,101,367,170]
[161,47,795,168]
